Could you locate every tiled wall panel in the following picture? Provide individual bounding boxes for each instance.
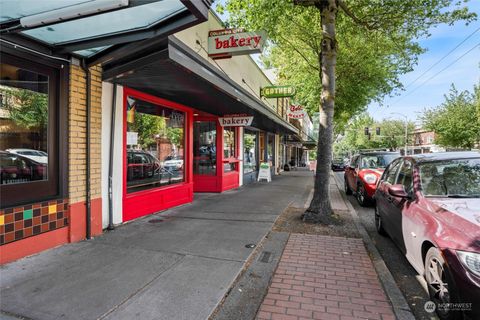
[0,199,69,245]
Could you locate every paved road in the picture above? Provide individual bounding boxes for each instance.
[334,172,438,320]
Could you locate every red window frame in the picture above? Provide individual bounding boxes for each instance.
[122,87,193,221]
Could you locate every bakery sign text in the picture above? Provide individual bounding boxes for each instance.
[208,28,267,59]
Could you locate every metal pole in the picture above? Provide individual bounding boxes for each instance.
[404,117,408,155]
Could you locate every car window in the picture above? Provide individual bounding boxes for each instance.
[385,159,402,184]
[396,160,413,193]
[419,158,480,197]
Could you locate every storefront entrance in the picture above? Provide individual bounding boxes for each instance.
[193,118,240,192]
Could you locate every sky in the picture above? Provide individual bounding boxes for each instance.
[213,1,480,125]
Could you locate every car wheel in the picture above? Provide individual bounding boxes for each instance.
[356,183,369,206]
[374,206,387,236]
[424,247,461,320]
[344,177,352,195]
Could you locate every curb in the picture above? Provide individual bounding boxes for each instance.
[331,173,415,320]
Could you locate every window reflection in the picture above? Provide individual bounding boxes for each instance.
[194,121,216,175]
[0,63,48,185]
[223,127,236,173]
[244,130,256,173]
[126,96,185,193]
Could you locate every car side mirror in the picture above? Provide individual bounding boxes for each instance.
[388,184,409,198]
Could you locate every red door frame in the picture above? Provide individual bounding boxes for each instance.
[122,87,194,222]
[193,116,240,192]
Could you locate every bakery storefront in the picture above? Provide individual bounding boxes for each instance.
[102,36,297,222]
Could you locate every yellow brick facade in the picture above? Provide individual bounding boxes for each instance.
[68,65,102,204]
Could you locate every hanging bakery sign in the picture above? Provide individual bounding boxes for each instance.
[208,28,267,59]
[219,114,254,127]
[288,105,307,119]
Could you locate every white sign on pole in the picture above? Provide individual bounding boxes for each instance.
[219,115,254,127]
[127,131,138,145]
[257,162,272,182]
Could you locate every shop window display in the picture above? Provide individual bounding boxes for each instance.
[223,127,236,172]
[243,130,257,173]
[126,96,185,193]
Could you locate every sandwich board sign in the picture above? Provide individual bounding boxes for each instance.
[257,162,272,182]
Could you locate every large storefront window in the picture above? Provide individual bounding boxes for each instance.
[126,96,185,193]
[0,54,59,208]
[223,127,236,172]
[194,121,216,175]
[244,130,257,173]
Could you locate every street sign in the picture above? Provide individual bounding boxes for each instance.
[260,85,296,98]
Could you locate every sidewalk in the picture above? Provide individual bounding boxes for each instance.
[0,172,313,320]
[256,234,395,320]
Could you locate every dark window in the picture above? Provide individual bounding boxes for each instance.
[0,54,60,208]
[126,96,185,193]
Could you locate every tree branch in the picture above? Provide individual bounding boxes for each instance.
[278,35,320,71]
[337,0,375,30]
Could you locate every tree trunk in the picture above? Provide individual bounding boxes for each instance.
[304,0,337,222]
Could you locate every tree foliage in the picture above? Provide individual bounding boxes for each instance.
[217,0,475,129]
[3,87,48,130]
[217,0,475,218]
[333,113,415,156]
[422,84,480,149]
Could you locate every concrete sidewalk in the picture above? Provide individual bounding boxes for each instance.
[0,171,313,320]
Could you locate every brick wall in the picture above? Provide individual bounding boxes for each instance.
[68,64,102,204]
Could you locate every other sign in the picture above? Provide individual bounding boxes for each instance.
[208,28,267,59]
[219,115,254,127]
[257,162,272,182]
[260,85,296,98]
[287,105,307,119]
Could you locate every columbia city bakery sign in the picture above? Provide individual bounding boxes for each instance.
[208,28,267,59]
[288,105,307,119]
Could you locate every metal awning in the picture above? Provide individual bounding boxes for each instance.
[103,36,298,135]
[0,0,210,63]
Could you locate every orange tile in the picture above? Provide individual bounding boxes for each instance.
[41,224,49,232]
[33,203,42,209]
[14,207,23,213]
[14,221,23,231]
[5,232,14,243]
[33,217,41,225]
[41,207,49,215]
[5,214,14,224]
[24,228,33,237]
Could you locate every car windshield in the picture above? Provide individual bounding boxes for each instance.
[360,154,398,169]
[419,158,480,197]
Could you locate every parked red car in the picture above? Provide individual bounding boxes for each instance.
[344,152,400,206]
[375,152,480,320]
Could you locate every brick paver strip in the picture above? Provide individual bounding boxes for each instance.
[256,234,395,320]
